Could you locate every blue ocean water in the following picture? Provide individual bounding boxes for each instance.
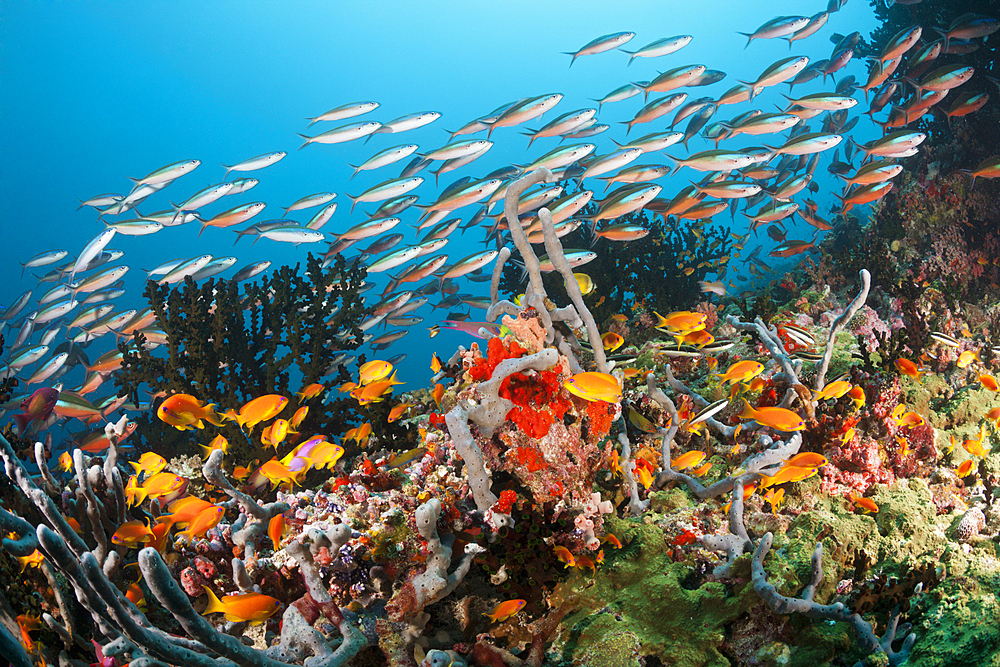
[0,1,877,397]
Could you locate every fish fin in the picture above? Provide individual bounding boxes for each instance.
[737,398,755,420]
[736,32,754,49]
[295,134,312,151]
[562,52,577,68]
[200,586,226,615]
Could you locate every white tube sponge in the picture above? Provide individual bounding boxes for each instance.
[445,404,498,514]
[503,167,555,300]
[539,207,608,374]
[814,268,871,390]
[409,499,483,611]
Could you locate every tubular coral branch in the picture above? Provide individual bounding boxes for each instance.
[752,532,916,665]
[203,449,287,559]
[701,480,754,577]
[539,207,608,374]
[814,268,871,390]
[503,167,555,299]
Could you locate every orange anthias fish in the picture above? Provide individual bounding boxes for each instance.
[223,394,289,430]
[295,383,325,402]
[129,452,167,478]
[602,332,625,352]
[131,472,187,507]
[158,496,215,530]
[483,599,526,623]
[632,459,654,489]
[689,461,713,477]
[894,358,926,383]
[739,399,805,431]
[16,549,44,573]
[957,349,981,369]
[980,373,1000,392]
[290,406,309,430]
[653,310,707,333]
[963,425,990,457]
[157,394,226,431]
[359,360,394,385]
[430,353,442,374]
[258,458,303,488]
[201,586,281,625]
[553,545,576,568]
[956,459,975,477]
[848,385,866,411]
[673,450,707,471]
[760,465,818,488]
[112,519,156,547]
[387,403,411,423]
[781,452,828,469]
[432,383,445,406]
[763,488,784,515]
[714,360,764,385]
[268,514,286,549]
[894,411,925,428]
[564,372,622,403]
[176,505,225,543]
[812,380,852,401]
[848,493,879,514]
[199,434,229,459]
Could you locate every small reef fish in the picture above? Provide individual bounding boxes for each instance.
[176,505,225,543]
[894,358,926,383]
[563,372,621,403]
[739,399,805,431]
[602,332,625,352]
[359,360,394,385]
[129,452,166,477]
[268,514,286,549]
[553,545,576,568]
[222,395,289,430]
[157,394,226,431]
[714,360,764,385]
[848,493,879,514]
[956,460,975,478]
[201,587,281,625]
[295,383,326,401]
[812,381,852,401]
[199,434,229,459]
[14,387,59,433]
[673,450,707,471]
[111,519,155,547]
[483,598,527,623]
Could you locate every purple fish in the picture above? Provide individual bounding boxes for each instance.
[15,387,59,432]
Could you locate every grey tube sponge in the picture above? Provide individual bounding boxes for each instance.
[203,449,287,560]
[445,404,498,514]
[752,532,916,666]
[701,480,753,577]
[815,268,871,391]
[538,207,607,374]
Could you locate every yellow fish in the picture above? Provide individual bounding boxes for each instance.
[201,587,281,625]
[673,450,707,471]
[359,360,393,385]
[738,399,805,431]
[653,310,707,332]
[222,394,289,430]
[176,505,225,543]
[295,383,325,401]
[198,434,229,460]
[602,332,625,352]
[430,353,442,374]
[714,360,764,385]
[58,451,73,472]
[129,452,166,478]
[111,519,155,547]
[563,372,621,403]
[812,380,852,401]
[574,273,596,295]
[763,488,784,515]
[387,403,412,423]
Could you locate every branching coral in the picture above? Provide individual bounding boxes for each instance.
[115,253,368,461]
